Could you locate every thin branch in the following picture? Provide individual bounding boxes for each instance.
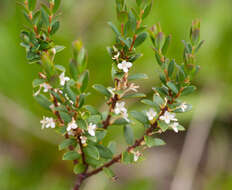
[77,135,88,169]
[102,94,119,129]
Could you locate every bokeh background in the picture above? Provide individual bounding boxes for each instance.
[0,0,232,190]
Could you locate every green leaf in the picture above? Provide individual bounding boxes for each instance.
[55,45,66,53]
[84,105,99,115]
[87,115,102,124]
[176,65,186,82]
[144,136,166,147]
[167,81,178,94]
[103,168,116,179]
[181,86,196,96]
[76,119,87,130]
[59,139,77,151]
[195,40,204,53]
[122,93,146,99]
[96,144,113,159]
[177,124,185,131]
[69,60,79,80]
[28,0,37,11]
[95,130,107,142]
[108,141,116,154]
[92,84,111,97]
[32,10,41,25]
[168,60,175,77]
[118,36,130,48]
[55,126,66,134]
[50,21,60,35]
[80,71,89,92]
[55,64,65,72]
[63,83,76,103]
[113,118,129,125]
[78,94,85,108]
[142,2,152,19]
[153,94,164,107]
[128,53,143,62]
[85,156,103,167]
[162,35,171,55]
[77,48,87,72]
[41,6,49,26]
[141,99,156,107]
[158,121,169,132]
[130,111,149,125]
[73,163,86,174]
[128,73,148,81]
[121,151,134,164]
[108,22,120,36]
[32,78,45,87]
[84,145,100,160]
[123,125,134,145]
[63,151,80,160]
[59,111,72,123]
[153,138,166,146]
[134,32,147,47]
[34,94,51,110]
[53,0,61,13]
[128,11,137,32]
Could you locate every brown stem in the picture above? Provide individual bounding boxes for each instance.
[51,93,64,124]
[129,34,137,51]
[77,136,88,169]
[102,94,119,129]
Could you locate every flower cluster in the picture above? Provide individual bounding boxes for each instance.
[19,0,203,189]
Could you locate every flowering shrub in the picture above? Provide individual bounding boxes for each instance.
[19,0,203,189]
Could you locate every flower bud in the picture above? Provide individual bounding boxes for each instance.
[190,19,200,46]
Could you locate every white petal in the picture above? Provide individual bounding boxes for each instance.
[172,126,178,133]
[123,67,129,73]
[118,64,123,70]
[126,62,132,68]
[88,129,95,136]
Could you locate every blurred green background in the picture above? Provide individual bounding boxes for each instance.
[0,0,232,190]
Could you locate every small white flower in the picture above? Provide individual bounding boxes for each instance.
[40,116,56,129]
[114,102,127,115]
[40,116,47,129]
[88,123,97,136]
[59,72,70,86]
[80,136,87,144]
[133,151,141,162]
[41,83,51,93]
[34,83,51,96]
[112,52,120,60]
[146,109,157,121]
[129,83,139,92]
[170,122,179,133]
[180,102,188,112]
[118,60,133,73]
[67,118,78,132]
[122,111,130,122]
[160,111,178,124]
